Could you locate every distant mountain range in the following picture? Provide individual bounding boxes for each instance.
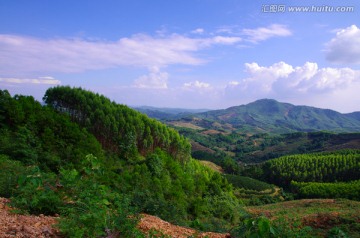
[132,106,209,120]
[136,99,360,134]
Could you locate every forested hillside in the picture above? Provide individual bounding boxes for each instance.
[44,86,190,162]
[0,87,243,236]
[263,150,360,187]
[240,150,360,202]
[0,90,104,171]
[186,129,360,165]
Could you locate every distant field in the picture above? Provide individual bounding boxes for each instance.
[191,141,216,154]
[246,199,360,237]
[169,121,204,130]
[199,160,224,173]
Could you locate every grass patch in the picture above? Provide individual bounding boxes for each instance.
[199,160,224,173]
[246,199,360,237]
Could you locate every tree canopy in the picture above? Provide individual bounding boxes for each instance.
[43,86,191,162]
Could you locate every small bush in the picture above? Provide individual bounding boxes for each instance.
[0,155,27,198]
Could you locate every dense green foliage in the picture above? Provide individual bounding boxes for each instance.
[44,86,190,162]
[3,154,142,236]
[240,150,360,202]
[0,88,245,236]
[291,180,360,200]
[0,155,27,198]
[0,90,104,171]
[225,175,274,192]
[263,150,360,187]
[224,175,283,206]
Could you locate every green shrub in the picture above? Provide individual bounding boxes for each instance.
[231,216,278,238]
[0,154,26,198]
[10,166,62,215]
[58,155,143,237]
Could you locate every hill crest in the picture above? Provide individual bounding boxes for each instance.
[162,99,360,134]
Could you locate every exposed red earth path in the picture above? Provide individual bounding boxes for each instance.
[0,198,230,238]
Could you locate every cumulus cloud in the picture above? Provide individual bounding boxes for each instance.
[238,61,294,93]
[226,61,360,100]
[0,33,242,75]
[0,76,60,85]
[325,25,360,64]
[242,62,360,92]
[134,67,168,89]
[242,24,292,43]
[183,80,211,90]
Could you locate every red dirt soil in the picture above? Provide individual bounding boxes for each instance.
[0,198,60,238]
[139,214,230,238]
[0,198,230,238]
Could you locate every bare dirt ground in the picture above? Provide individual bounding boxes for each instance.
[0,198,230,238]
[0,198,61,238]
[139,214,230,238]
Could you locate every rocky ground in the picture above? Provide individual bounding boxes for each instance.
[0,198,230,238]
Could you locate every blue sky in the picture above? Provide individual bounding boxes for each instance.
[1,0,360,112]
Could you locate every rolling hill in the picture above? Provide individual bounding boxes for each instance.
[133,106,209,120]
[168,99,360,134]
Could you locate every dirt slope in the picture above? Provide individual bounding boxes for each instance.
[0,198,230,238]
[0,198,60,238]
[139,214,230,238]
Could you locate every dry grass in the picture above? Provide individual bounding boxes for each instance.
[199,160,224,173]
[169,122,204,130]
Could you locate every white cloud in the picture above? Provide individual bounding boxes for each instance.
[134,67,168,89]
[242,24,292,43]
[183,80,211,90]
[0,33,241,75]
[325,25,360,64]
[0,76,61,85]
[209,36,242,45]
[240,61,294,93]
[237,61,358,93]
[225,62,360,108]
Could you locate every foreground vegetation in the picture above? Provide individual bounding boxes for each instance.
[0,88,243,236]
[1,87,359,237]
